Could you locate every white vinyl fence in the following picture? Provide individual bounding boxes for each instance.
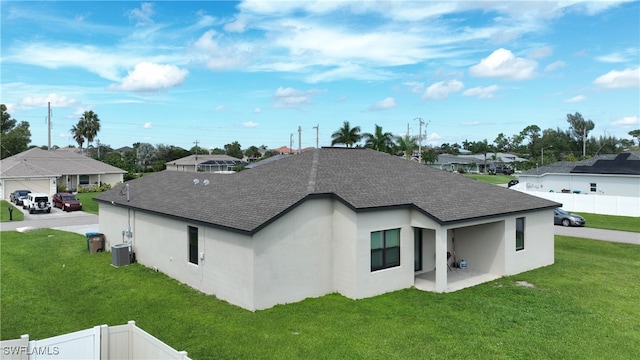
[0,321,191,360]
[516,188,640,217]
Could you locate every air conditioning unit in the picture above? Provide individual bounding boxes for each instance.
[111,243,131,267]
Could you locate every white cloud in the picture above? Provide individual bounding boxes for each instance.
[243,121,259,128]
[253,108,262,113]
[462,85,499,99]
[564,95,586,103]
[143,122,152,129]
[469,48,538,80]
[127,3,155,26]
[612,115,639,127]
[19,93,77,108]
[404,81,425,94]
[423,80,464,100]
[215,105,226,111]
[593,67,640,89]
[545,60,566,72]
[527,46,553,59]
[109,62,188,92]
[272,87,322,109]
[224,18,247,32]
[192,30,248,70]
[596,48,639,63]
[368,97,397,111]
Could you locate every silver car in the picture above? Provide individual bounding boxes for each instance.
[554,208,585,227]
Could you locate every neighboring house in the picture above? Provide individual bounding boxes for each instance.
[95,148,559,311]
[0,148,126,199]
[516,152,640,197]
[430,152,527,173]
[164,154,246,172]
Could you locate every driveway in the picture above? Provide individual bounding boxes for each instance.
[554,226,639,245]
[0,206,99,235]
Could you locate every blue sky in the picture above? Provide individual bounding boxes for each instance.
[1,1,639,151]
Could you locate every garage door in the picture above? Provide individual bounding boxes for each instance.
[3,178,52,201]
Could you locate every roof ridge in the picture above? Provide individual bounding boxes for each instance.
[306,149,319,193]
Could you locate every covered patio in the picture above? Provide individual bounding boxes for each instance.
[414,268,502,292]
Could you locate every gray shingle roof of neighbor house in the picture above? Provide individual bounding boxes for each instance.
[95,148,560,234]
[0,147,126,178]
[520,151,640,176]
[165,154,241,166]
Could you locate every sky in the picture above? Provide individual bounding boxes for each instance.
[1,0,639,151]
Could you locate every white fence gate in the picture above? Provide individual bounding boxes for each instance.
[0,321,191,360]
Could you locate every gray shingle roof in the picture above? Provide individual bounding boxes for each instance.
[95,148,559,234]
[0,148,126,178]
[165,154,241,166]
[520,152,640,176]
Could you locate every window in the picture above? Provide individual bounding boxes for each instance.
[371,228,400,271]
[515,217,525,251]
[590,183,597,192]
[188,226,198,264]
[79,175,90,185]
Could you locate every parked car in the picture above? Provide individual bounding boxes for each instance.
[10,190,31,205]
[23,193,51,214]
[554,208,585,227]
[52,192,83,211]
[489,165,514,175]
[507,179,519,188]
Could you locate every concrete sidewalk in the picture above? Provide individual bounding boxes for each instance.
[554,226,639,245]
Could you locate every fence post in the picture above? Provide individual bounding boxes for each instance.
[128,321,135,359]
[99,325,108,360]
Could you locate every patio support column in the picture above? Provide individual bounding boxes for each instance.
[435,227,447,292]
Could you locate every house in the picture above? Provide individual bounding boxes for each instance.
[94,148,559,311]
[516,152,640,197]
[164,154,246,172]
[430,152,527,173]
[0,148,126,199]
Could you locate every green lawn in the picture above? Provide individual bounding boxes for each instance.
[0,200,24,222]
[464,173,515,184]
[2,230,639,359]
[75,192,100,214]
[575,212,640,233]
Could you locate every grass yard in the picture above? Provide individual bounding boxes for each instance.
[0,200,24,222]
[75,192,100,214]
[464,173,515,184]
[2,230,639,359]
[574,212,640,233]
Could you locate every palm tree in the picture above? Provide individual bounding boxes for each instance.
[395,135,418,160]
[70,123,85,154]
[331,121,362,147]
[80,111,101,149]
[363,124,395,153]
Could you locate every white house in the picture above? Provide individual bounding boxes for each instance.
[164,154,246,172]
[95,148,559,311]
[516,152,640,197]
[0,148,126,200]
[430,152,527,173]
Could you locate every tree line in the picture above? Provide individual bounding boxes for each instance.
[2,104,639,175]
[330,113,639,171]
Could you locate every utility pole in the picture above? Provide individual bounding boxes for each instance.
[96,139,101,159]
[415,118,424,163]
[289,133,293,154]
[313,124,319,148]
[193,139,199,161]
[298,126,302,154]
[47,102,51,150]
[582,127,586,158]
